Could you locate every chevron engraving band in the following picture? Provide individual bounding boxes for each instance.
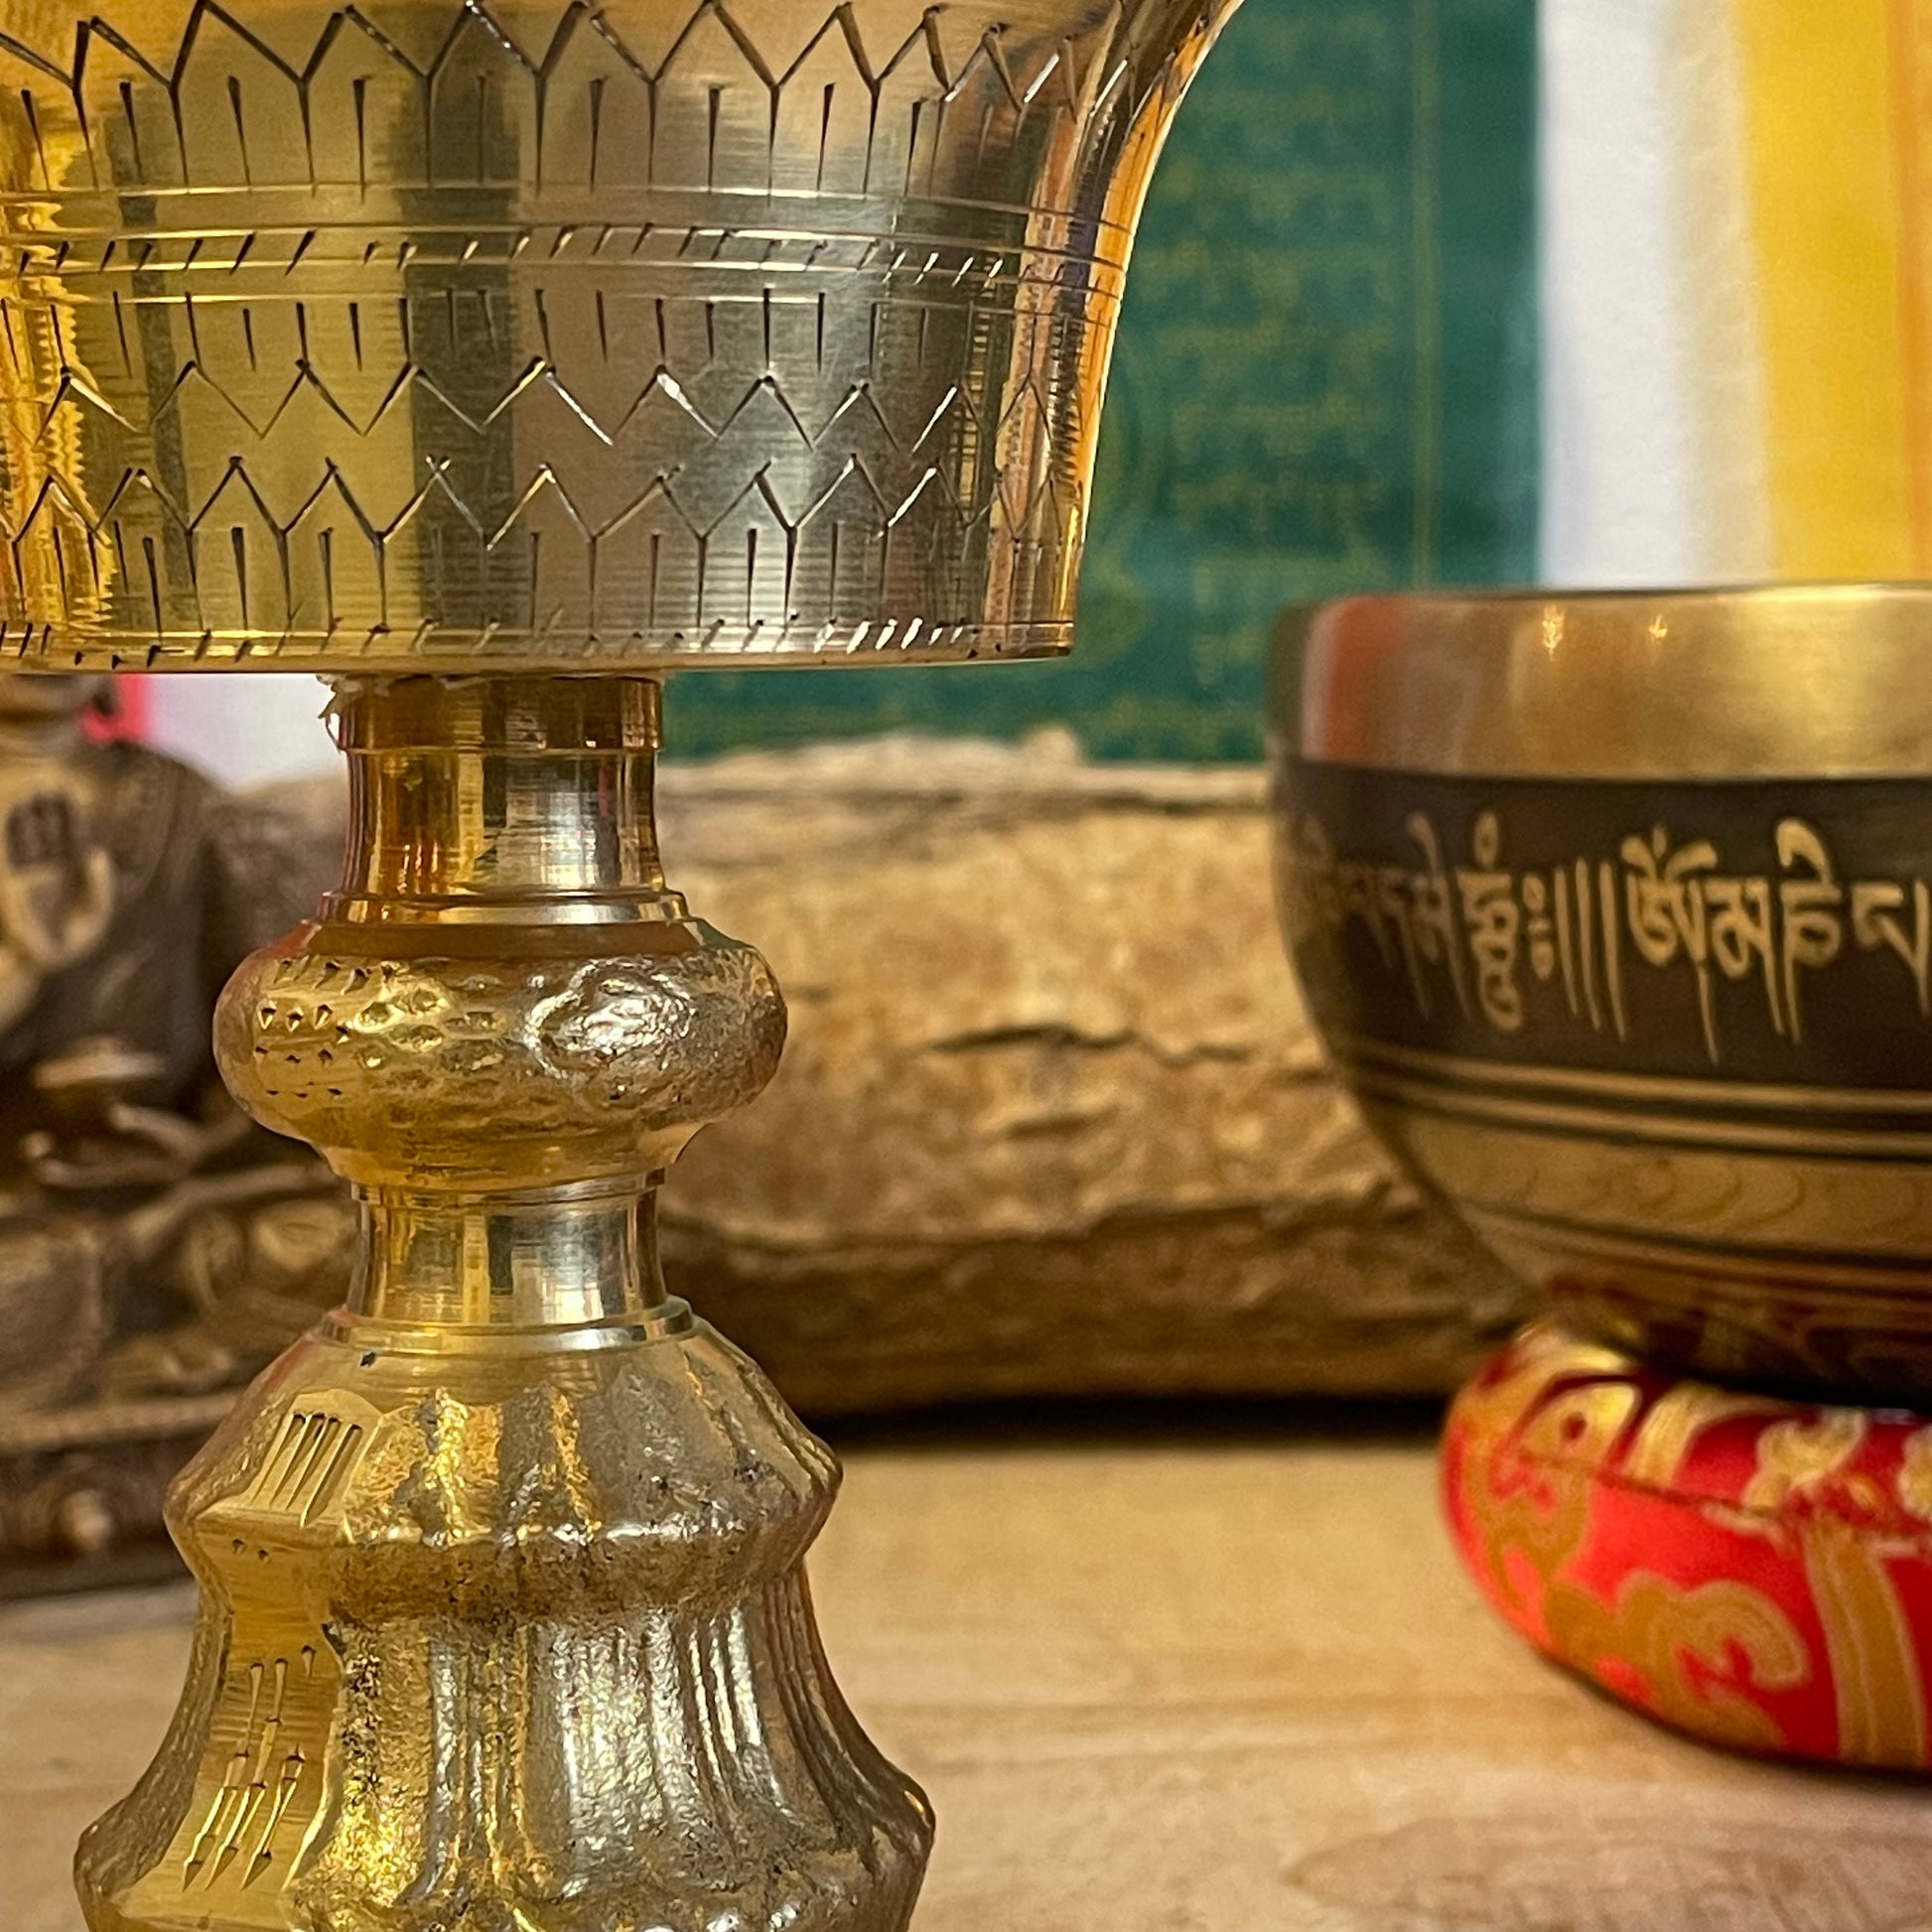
[0,0,1230,669]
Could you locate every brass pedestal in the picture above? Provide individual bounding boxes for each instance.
[77,676,930,1930]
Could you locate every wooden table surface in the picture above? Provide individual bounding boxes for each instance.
[5,1412,1929,1931]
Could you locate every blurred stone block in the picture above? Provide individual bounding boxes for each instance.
[650,735,1527,1411]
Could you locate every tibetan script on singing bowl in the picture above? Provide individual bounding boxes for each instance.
[1274,760,1932,1402]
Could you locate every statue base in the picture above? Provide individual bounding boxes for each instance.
[0,1393,230,1598]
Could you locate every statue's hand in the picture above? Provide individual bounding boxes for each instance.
[0,838,115,972]
[115,1163,333,1272]
[102,1100,251,1173]
[0,783,116,992]
[20,1100,250,1193]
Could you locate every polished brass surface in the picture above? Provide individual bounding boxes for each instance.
[50,0,1244,1917]
[1284,584,1932,776]
[1272,587,1932,1399]
[77,676,932,1932]
[0,0,1231,671]
[0,674,350,1592]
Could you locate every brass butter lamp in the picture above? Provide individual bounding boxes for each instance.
[0,1,1241,1925]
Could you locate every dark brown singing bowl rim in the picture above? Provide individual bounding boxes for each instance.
[1274,584,1932,778]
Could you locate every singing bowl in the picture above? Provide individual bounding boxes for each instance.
[1270,585,1932,1400]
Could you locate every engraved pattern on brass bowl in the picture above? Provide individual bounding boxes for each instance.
[1271,586,1932,1399]
[0,0,1228,671]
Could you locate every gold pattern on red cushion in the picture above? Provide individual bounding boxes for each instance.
[1444,1321,1932,1768]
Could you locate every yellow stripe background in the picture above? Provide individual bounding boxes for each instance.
[1731,0,1920,577]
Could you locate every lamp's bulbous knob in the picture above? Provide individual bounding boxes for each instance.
[216,922,787,1189]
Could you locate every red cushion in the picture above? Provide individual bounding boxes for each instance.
[1444,1321,1932,1768]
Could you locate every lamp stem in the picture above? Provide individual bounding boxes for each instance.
[76,673,931,1932]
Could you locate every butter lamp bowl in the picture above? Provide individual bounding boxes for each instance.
[1271,585,1932,1400]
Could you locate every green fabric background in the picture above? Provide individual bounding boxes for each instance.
[666,0,1538,762]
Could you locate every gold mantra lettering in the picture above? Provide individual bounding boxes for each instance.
[1285,811,1932,1063]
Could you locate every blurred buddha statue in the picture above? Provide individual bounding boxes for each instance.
[0,677,351,1579]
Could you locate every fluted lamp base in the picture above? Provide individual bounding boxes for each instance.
[75,676,931,1932]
